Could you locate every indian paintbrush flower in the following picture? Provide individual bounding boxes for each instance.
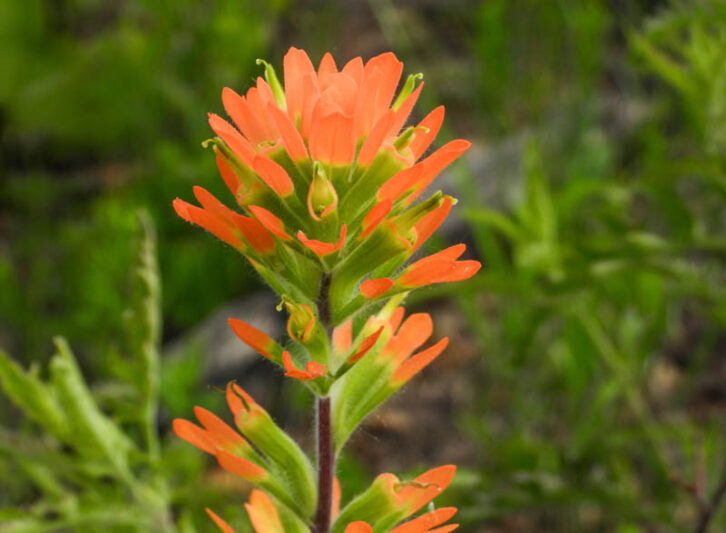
[173,47,479,533]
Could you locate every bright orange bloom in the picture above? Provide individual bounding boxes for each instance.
[205,466,457,533]
[173,47,478,321]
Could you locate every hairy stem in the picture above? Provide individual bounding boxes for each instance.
[314,396,334,533]
[314,271,335,533]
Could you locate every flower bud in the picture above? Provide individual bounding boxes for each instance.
[308,162,339,221]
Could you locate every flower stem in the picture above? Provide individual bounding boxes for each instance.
[314,396,334,533]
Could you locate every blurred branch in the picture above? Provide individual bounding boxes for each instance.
[695,460,726,533]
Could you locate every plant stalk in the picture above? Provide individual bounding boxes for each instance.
[314,396,334,533]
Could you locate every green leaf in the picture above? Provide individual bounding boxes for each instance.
[49,338,135,482]
[0,350,68,441]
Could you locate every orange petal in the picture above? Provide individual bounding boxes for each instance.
[244,490,284,533]
[173,199,244,249]
[246,86,277,141]
[427,526,459,533]
[377,140,470,203]
[226,382,258,418]
[348,326,385,363]
[206,508,237,533]
[252,155,295,197]
[232,214,276,254]
[332,476,342,519]
[397,465,456,514]
[255,77,276,108]
[248,205,292,241]
[377,163,425,203]
[228,318,280,362]
[282,351,327,381]
[267,103,308,161]
[399,249,480,287]
[355,53,403,134]
[406,244,466,271]
[216,153,244,198]
[284,47,317,122]
[392,337,449,384]
[410,197,452,254]
[297,224,347,256]
[360,278,394,299]
[409,106,445,160]
[390,507,458,533]
[309,111,355,165]
[405,140,471,204]
[300,72,322,139]
[173,419,216,455]
[216,449,267,481]
[341,56,364,86]
[384,313,433,364]
[193,406,248,451]
[208,113,256,166]
[360,199,393,240]
[345,523,373,533]
[222,87,268,145]
[388,306,406,333]
[193,186,237,224]
[319,72,359,116]
[318,52,338,78]
[333,320,353,355]
[358,110,396,166]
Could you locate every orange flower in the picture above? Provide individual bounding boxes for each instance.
[172,406,266,482]
[361,244,480,300]
[205,467,457,533]
[174,47,478,311]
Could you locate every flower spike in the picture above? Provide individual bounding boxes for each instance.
[174,48,479,533]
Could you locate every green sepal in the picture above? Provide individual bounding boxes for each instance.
[232,388,317,517]
[330,224,411,324]
[249,258,311,303]
[256,59,287,109]
[330,331,399,451]
[211,138,313,235]
[283,298,331,366]
[256,475,313,525]
[330,474,399,533]
[275,243,323,301]
[392,73,423,111]
[338,147,409,223]
[267,145,312,207]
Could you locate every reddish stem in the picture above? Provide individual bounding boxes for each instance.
[314,396,334,533]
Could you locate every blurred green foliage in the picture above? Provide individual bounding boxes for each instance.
[0,0,286,367]
[453,2,726,531]
[1,1,726,532]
